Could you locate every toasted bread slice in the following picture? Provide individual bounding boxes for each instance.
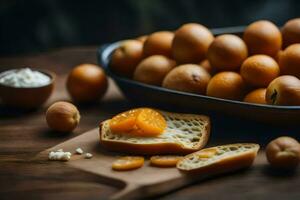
[177,143,259,174]
[99,111,210,155]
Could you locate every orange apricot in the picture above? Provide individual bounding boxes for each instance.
[112,156,144,171]
[109,108,142,133]
[135,108,166,136]
[150,156,183,167]
[109,108,166,137]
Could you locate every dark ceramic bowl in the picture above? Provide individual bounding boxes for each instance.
[97,26,300,125]
[0,68,55,109]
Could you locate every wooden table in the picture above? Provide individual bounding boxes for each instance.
[0,47,299,200]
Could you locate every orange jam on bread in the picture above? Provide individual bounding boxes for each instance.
[109,108,166,136]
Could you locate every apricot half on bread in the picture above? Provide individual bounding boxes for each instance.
[133,55,176,86]
[109,108,141,133]
[162,64,211,94]
[109,108,166,137]
[243,20,282,57]
[112,156,144,171]
[207,34,248,71]
[110,40,143,77]
[240,55,280,88]
[143,31,174,57]
[172,23,214,64]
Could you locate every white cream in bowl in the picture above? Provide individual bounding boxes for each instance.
[0,68,51,87]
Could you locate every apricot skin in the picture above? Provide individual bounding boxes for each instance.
[266,75,300,106]
[110,40,143,78]
[162,64,211,95]
[133,55,176,86]
[266,136,300,169]
[207,34,248,71]
[46,101,80,132]
[243,20,282,57]
[172,23,214,64]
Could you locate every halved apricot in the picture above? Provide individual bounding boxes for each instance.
[112,156,144,171]
[109,108,166,137]
[150,156,182,167]
[109,109,141,133]
[135,108,166,136]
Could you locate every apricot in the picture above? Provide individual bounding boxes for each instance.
[206,72,246,100]
[66,64,108,103]
[136,35,148,43]
[279,44,300,79]
[199,59,213,74]
[243,88,267,105]
[266,136,300,169]
[46,101,80,132]
[274,50,283,63]
[133,55,176,86]
[172,23,214,64]
[110,40,143,77]
[240,55,280,87]
[207,34,248,71]
[150,156,182,167]
[112,156,144,171]
[109,108,166,137]
[243,20,282,57]
[282,18,300,48]
[143,31,174,57]
[266,75,300,106]
[135,108,166,136]
[109,108,141,133]
[162,64,211,94]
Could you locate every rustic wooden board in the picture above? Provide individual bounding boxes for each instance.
[37,128,266,200]
[2,47,300,200]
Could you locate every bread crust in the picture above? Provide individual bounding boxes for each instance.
[177,144,259,174]
[99,116,210,155]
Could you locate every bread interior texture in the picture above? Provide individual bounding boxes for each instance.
[102,111,209,149]
[177,144,258,170]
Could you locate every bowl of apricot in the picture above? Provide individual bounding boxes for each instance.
[98,20,300,125]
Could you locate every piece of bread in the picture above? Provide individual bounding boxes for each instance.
[177,143,259,174]
[99,111,210,155]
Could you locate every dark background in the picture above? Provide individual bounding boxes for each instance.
[0,0,300,56]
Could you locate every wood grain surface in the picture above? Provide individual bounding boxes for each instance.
[36,129,274,200]
[0,47,300,200]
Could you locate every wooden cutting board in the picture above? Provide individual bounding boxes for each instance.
[37,128,264,200]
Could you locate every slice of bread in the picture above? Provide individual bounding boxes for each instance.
[177,143,259,174]
[99,111,210,155]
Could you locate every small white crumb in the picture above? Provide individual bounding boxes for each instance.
[84,153,93,159]
[75,148,84,155]
[48,151,71,161]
